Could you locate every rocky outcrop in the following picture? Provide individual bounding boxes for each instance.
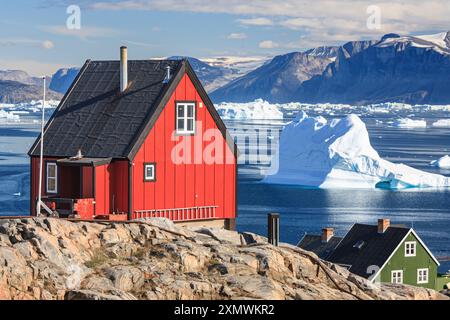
[0,218,446,300]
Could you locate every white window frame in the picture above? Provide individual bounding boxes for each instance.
[391,270,403,284]
[176,102,196,135]
[417,268,429,284]
[46,162,58,194]
[405,241,417,257]
[144,163,156,182]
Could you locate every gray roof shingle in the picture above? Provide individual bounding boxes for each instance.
[327,224,410,278]
[29,59,182,158]
[298,234,343,260]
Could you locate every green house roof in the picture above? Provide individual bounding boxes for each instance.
[328,224,440,279]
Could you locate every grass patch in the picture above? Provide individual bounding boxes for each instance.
[84,249,109,269]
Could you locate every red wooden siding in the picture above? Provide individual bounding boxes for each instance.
[31,157,129,217]
[81,167,93,198]
[30,70,236,223]
[93,164,110,216]
[60,166,80,198]
[30,156,59,215]
[131,73,237,220]
[92,161,129,216]
[109,161,129,214]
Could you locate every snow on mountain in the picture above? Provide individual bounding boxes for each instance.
[264,112,450,189]
[377,32,450,54]
[431,155,450,169]
[304,46,340,60]
[415,32,450,49]
[191,56,268,92]
[201,56,268,75]
[215,99,283,120]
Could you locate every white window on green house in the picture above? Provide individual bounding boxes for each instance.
[405,241,417,257]
[417,268,429,284]
[176,102,196,135]
[46,162,57,194]
[391,270,403,284]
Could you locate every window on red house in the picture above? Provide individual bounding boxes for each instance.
[176,102,196,135]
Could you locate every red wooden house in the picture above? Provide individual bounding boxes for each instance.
[28,47,237,229]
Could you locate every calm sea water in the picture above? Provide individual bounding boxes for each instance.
[0,109,449,272]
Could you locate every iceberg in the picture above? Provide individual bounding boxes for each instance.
[432,119,450,128]
[392,118,427,128]
[431,156,450,169]
[0,110,20,121]
[215,99,283,120]
[264,112,450,189]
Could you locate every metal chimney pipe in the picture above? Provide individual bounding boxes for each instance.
[120,46,128,93]
[163,65,171,84]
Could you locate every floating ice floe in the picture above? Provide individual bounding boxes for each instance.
[215,99,283,120]
[0,110,20,121]
[432,119,450,128]
[263,112,450,189]
[214,99,450,121]
[392,118,427,128]
[431,156,450,169]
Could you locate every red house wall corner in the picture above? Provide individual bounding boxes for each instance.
[129,72,237,229]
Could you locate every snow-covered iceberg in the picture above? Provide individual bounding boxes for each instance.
[432,119,450,128]
[393,118,427,128]
[431,156,450,169]
[0,110,20,121]
[215,99,283,120]
[264,112,450,189]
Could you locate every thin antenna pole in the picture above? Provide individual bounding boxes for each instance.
[37,77,46,216]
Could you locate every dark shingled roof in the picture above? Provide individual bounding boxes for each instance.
[298,234,343,260]
[327,224,410,278]
[29,59,182,159]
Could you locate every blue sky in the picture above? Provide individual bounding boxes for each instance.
[1,0,449,76]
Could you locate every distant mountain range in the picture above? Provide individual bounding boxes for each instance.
[0,56,266,103]
[0,71,61,103]
[3,32,450,105]
[209,51,336,103]
[212,31,450,105]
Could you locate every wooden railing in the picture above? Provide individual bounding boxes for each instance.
[133,206,218,221]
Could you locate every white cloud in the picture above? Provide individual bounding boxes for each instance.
[42,40,55,49]
[123,40,159,48]
[227,33,247,40]
[238,17,273,26]
[259,40,278,49]
[0,39,55,50]
[41,25,120,40]
[88,0,450,47]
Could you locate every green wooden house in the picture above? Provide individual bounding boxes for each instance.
[300,219,440,289]
[328,219,440,289]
